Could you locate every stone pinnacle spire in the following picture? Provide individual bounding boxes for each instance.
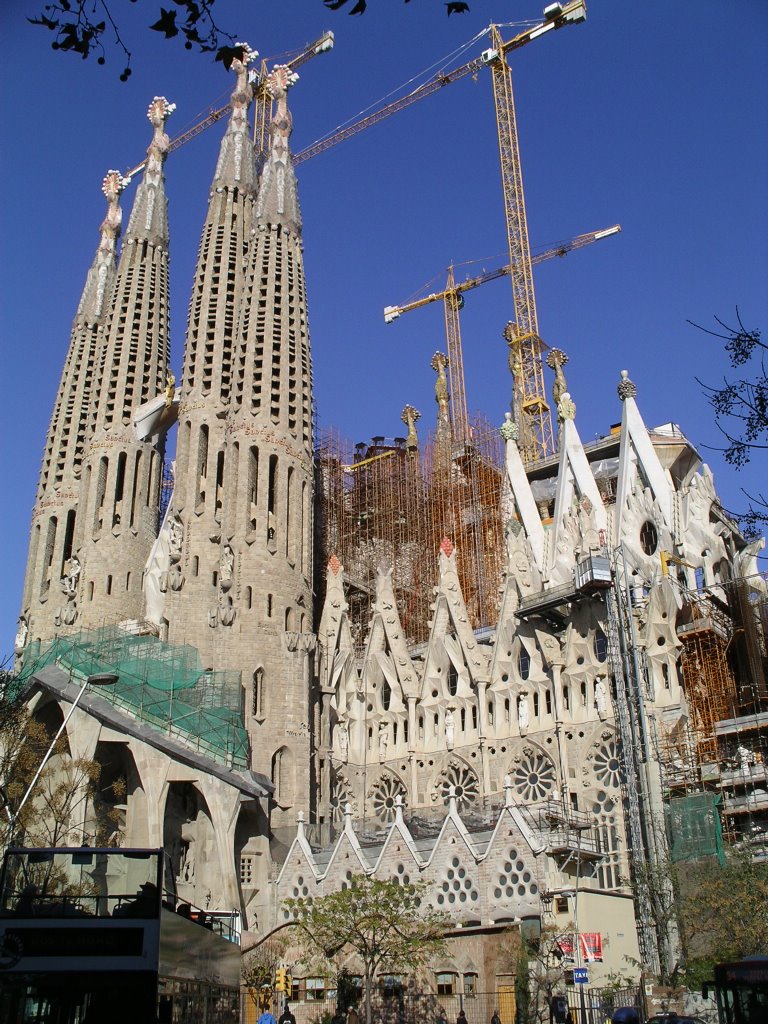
[123,96,175,244]
[18,173,127,649]
[213,43,259,190]
[254,64,302,235]
[77,170,127,323]
[76,97,174,629]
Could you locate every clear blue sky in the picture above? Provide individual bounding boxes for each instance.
[1,0,766,656]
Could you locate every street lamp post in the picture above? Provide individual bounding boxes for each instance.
[3,672,119,840]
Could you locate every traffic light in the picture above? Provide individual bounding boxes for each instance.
[275,969,288,992]
[286,972,293,994]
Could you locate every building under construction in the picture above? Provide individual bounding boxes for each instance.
[12,2,768,999]
[315,415,507,647]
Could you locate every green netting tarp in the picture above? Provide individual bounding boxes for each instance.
[666,791,725,865]
[18,626,248,770]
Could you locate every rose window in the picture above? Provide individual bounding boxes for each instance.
[592,738,623,789]
[330,772,354,825]
[436,761,479,810]
[511,749,556,802]
[371,774,407,823]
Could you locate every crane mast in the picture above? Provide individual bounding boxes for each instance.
[489,25,551,463]
[383,225,620,447]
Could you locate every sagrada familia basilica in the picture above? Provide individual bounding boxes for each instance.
[14,37,767,995]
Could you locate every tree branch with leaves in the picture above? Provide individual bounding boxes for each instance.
[285,874,449,1024]
[693,310,767,528]
[28,0,471,80]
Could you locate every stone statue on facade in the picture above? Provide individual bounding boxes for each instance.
[15,616,28,654]
[61,556,81,598]
[337,718,349,760]
[518,692,529,735]
[594,678,609,721]
[379,722,389,762]
[444,708,455,750]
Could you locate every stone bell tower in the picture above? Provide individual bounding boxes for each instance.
[165,53,314,822]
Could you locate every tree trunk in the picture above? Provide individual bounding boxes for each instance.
[364,967,373,1024]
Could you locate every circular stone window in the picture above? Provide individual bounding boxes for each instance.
[511,749,556,802]
[592,738,623,789]
[640,520,658,555]
[371,774,407,823]
[436,761,479,810]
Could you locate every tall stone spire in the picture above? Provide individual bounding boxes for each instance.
[165,44,260,650]
[253,64,302,234]
[77,97,174,629]
[165,58,315,829]
[18,172,126,652]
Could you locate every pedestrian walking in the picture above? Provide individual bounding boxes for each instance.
[457,1010,468,1024]
[347,1006,360,1024]
[279,1005,297,1024]
[491,1010,501,1024]
[436,1008,448,1024]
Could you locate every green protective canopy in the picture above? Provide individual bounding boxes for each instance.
[18,625,249,770]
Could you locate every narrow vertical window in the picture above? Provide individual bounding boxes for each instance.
[196,425,209,508]
[252,667,264,717]
[214,450,225,521]
[248,446,258,532]
[94,457,108,534]
[113,451,127,526]
[129,450,142,527]
[267,454,277,541]
[285,466,294,561]
[40,517,58,598]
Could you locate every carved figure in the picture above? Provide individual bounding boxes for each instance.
[379,722,389,761]
[595,679,608,720]
[444,708,455,750]
[517,693,529,733]
[61,556,81,598]
[15,617,28,653]
[169,515,183,561]
[337,719,349,759]
[220,544,234,583]
[164,370,176,408]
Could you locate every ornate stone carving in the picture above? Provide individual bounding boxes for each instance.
[617,369,637,401]
[401,404,421,458]
[546,348,569,407]
[500,410,519,442]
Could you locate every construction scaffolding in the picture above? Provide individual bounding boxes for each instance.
[315,416,507,647]
[18,625,249,769]
[677,593,739,764]
[657,576,768,855]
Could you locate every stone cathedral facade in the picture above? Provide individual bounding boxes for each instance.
[15,45,766,989]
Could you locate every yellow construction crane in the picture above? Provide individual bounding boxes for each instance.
[294,2,587,461]
[384,225,620,445]
[120,5,585,459]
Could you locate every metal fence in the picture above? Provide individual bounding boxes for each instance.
[564,985,643,1024]
[241,985,644,1024]
[242,992,515,1024]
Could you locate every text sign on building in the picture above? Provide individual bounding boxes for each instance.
[573,967,589,985]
